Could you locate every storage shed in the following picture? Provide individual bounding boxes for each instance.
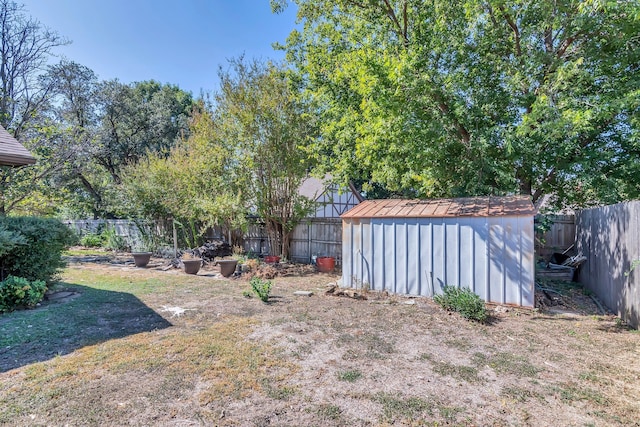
[341,196,536,307]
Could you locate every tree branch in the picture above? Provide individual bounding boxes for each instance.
[498,5,521,57]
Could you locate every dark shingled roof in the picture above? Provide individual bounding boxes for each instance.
[341,196,535,219]
[0,125,36,167]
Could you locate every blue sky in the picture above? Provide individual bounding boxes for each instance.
[21,0,299,96]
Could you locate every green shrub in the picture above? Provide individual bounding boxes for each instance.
[250,276,272,302]
[0,225,27,256]
[0,275,47,312]
[434,285,488,323]
[0,217,76,283]
[80,232,103,247]
[101,226,128,251]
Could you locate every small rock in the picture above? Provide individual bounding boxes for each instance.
[403,300,416,305]
[494,305,510,313]
[294,291,314,297]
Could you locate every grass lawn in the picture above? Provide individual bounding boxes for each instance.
[1,260,639,426]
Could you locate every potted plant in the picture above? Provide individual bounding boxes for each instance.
[182,252,202,275]
[316,256,335,273]
[217,259,238,278]
[131,251,153,268]
[264,255,280,264]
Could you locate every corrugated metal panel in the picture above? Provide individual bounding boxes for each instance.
[342,215,535,307]
[341,196,535,219]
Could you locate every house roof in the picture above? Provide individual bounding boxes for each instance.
[341,196,535,219]
[0,125,36,167]
[298,174,364,202]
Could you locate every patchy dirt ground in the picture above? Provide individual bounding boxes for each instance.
[1,256,639,426]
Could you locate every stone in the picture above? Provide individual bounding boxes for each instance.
[294,291,314,297]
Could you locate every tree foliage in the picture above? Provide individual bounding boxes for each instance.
[216,59,316,257]
[122,105,247,245]
[276,0,640,209]
[123,59,316,256]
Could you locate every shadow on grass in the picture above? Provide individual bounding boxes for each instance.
[0,282,172,372]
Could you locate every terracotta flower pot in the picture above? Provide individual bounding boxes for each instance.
[264,255,281,264]
[316,256,335,273]
[217,259,238,278]
[132,252,152,268]
[182,259,202,275]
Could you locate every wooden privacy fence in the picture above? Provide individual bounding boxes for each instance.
[66,218,343,265]
[535,214,576,260]
[575,201,640,329]
[243,218,342,264]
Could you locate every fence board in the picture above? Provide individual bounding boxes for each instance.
[67,218,343,265]
[535,214,575,260]
[576,201,640,328]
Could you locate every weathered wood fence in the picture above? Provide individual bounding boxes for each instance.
[575,201,640,328]
[242,218,342,264]
[535,214,576,260]
[66,218,343,265]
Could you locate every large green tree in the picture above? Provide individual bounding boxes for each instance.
[274,0,640,209]
[124,59,317,256]
[42,78,195,218]
[95,80,194,185]
[122,105,248,247]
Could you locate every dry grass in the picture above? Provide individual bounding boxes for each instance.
[1,260,639,426]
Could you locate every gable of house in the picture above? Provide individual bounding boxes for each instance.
[298,175,364,219]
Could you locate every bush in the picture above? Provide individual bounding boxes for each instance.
[0,275,47,312]
[250,276,272,302]
[80,232,103,247]
[101,226,128,251]
[0,217,76,283]
[434,285,488,323]
[0,225,27,256]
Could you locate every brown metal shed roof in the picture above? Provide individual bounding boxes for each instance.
[341,196,535,219]
[0,125,36,167]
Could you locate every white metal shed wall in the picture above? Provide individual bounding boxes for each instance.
[342,216,535,307]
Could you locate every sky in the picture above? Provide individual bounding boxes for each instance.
[20,0,299,96]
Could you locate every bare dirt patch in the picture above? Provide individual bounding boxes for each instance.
[1,260,639,426]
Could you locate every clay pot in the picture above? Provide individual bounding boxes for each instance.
[132,252,152,268]
[182,259,202,275]
[217,260,238,278]
[264,255,281,264]
[316,256,335,273]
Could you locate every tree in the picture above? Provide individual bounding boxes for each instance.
[0,0,68,137]
[274,0,640,209]
[216,59,316,258]
[124,59,317,256]
[122,105,248,248]
[0,1,69,215]
[95,80,194,184]
[43,78,195,219]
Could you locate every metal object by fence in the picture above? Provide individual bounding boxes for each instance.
[576,201,640,328]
